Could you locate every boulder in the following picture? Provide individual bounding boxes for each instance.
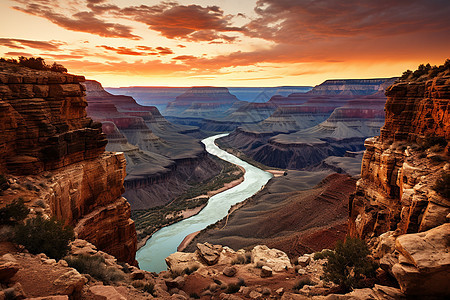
[165,276,185,289]
[165,252,201,272]
[52,269,87,296]
[0,261,20,281]
[89,285,126,300]
[260,266,272,278]
[297,255,311,267]
[223,266,237,277]
[196,242,222,265]
[392,223,450,296]
[252,245,292,272]
[130,269,146,280]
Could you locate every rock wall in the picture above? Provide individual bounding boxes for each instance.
[0,62,137,265]
[349,64,449,296]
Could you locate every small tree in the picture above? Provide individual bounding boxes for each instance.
[0,199,29,225]
[322,237,377,292]
[14,215,74,260]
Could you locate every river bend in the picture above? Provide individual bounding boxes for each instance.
[136,133,273,272]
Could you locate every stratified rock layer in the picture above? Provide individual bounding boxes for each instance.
[0,62,137,265]
[349,64,450,296]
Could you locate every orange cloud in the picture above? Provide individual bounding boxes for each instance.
[12,0,140,39]
[0,38,63,51]
[118,2,243,42]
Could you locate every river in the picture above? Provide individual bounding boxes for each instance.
[136,133,273,273]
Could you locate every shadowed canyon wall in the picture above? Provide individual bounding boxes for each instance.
[0,62,137,264]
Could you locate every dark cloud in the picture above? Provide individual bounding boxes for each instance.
[246,0,450,43]
[118,2,243,42]
[99,45,150,56]
[155,47,174,55]
[0,38,63,51]
[98,45,174,56]
[173,55,197,60]
[12,0,140,39]
[4,51,33,57]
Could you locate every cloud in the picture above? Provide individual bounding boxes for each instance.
[118,2,243,42]
[173,55,197,60]
[155,47,174,55]
[12,0,140,39]
[245,0,450,43]
[61,59,190,76]
[0,38,63,51]
[4,51,33,57]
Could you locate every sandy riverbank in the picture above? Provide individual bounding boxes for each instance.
[136,167,246,251]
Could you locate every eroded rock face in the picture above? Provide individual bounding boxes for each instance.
[349,64,450,297]
[349,70,450,238]
[0,62,137,265]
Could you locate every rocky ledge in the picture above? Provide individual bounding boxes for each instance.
[0,62,137,265]
[349,61,450,296]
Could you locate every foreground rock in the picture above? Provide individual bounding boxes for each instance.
[392,223,450,296]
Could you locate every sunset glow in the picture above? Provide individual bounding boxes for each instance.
[1,0,449,87]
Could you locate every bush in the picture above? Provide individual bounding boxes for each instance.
[225,283,240,294]
[293,278,316,291]
[14,215,74,260]
[0,174,9,192]
[142,282,155,294]
[322,237,377,293]
[65,254,125,283]
[0,199,30,225]
[434,172,450,199]
[313,249,333,260]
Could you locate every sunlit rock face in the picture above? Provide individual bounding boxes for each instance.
[349,65,450,296]
[0,62,137,265]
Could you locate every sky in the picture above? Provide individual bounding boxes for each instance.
[0,0,449,87]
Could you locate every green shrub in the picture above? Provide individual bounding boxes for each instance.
[434,172,450,199]
[0,199,30,225]
[65,254,125,283]
[232,252,251,265]
[225,283,240,294]
[313,249,333,260]
[0,174,9,192]
[293,278,315,291]
[322,237,377,293]
[143,282,155,294]
[14,215,74,260]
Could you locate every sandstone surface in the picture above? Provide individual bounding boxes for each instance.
[0,62,137,265]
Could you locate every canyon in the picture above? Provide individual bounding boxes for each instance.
[0,60,448,299]
[84,80,222,210]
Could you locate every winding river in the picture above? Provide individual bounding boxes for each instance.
[136,133,273,273]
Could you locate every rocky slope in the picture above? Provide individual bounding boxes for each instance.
[349,62,450,296]
[0,62,137,264]
[186,172,355,257]
[84,80,222,210]
[165,87,244,118]
[307,78,397,96]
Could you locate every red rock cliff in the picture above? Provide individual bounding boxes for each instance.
[349,62,449,296]
[0,62,137,265]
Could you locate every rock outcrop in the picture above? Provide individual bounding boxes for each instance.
[84,80,221,210]
[349,61,450,296]
[0,62,137,265]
